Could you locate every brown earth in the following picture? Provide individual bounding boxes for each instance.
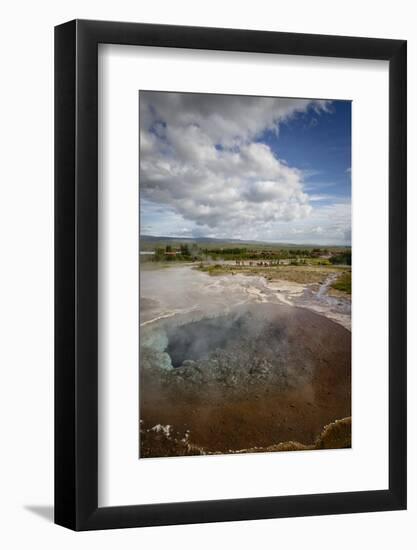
[140,417,351,457]
[140,304,351,458]
[199,264,349,285]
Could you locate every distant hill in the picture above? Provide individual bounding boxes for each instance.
[140,234,351,249]
[140,234,260,245]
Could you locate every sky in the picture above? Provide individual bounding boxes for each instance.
[139,91,351,245]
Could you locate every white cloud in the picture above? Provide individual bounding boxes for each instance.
[140,92,335,238]
[140,92,330,147]
[139,92,351,244]
[272,201,351,244]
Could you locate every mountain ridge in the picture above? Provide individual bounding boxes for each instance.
[140,234,351,248]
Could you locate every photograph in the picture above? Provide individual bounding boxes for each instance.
[0,0,410,542]
[139,91,352,458]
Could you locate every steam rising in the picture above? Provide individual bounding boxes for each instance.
[139,266,351,457]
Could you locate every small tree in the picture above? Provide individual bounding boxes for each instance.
[180,243,191,256]
[154,247,165,261]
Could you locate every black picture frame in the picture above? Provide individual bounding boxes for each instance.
[55,19,407,531]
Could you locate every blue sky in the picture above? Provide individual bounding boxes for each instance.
[140,92,351,245]
[259,100,351,204]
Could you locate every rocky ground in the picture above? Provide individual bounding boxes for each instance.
[140,416,352,457]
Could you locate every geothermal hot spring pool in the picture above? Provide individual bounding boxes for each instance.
[165,312,278,369]
[139,266,351,457]
[166,316,235,368]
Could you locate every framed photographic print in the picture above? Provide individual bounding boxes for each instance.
[55,20,407,530]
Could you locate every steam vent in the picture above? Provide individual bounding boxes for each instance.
[140,302,351,457]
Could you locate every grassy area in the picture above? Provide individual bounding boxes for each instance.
[140,261,196,271]
[197,263,348,285]
[331,271,351,294]
[140,236,351,264]
[199,264,226,275]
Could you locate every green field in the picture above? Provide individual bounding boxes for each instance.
[140,235,351,265]
[197,263,350,286]
[331,271,352,294]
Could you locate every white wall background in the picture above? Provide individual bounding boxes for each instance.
[0,0,414,547]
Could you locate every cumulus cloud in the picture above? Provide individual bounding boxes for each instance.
[140,92,333,237]
[140,91,330,146]
[272,200,351,245]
